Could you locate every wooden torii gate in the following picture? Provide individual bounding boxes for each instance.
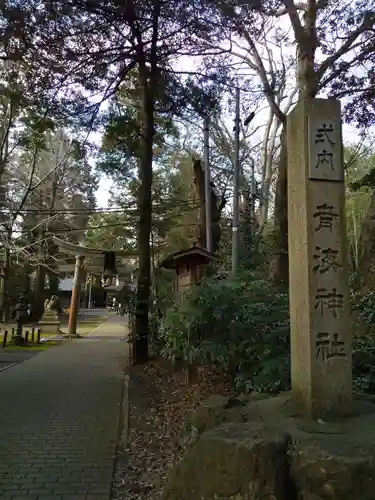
[53,237,137,336]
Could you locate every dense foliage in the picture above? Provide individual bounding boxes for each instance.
[352,292,375,393]
[160,272,375,395]
[161,271,290,393]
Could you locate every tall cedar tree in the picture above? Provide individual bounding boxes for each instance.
[3,0,226,362]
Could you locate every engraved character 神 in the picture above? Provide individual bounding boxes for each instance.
[314,287,344,318]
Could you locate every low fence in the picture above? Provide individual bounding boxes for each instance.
[1,327,42,348]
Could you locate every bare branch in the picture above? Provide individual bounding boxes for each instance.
[316,15,375,83]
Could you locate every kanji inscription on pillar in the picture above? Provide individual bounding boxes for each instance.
[312,246,342,275]
[288,98,352,418]
[309,119,343,181]
[315,332,346,362]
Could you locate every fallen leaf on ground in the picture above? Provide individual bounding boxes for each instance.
[112,359,233,499]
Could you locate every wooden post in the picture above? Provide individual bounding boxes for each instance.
[37,329,41,344]
[2,330,8,348]
[68,255,85,337]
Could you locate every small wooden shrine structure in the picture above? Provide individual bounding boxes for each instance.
[159,246,216,384]
[159,246,216,297]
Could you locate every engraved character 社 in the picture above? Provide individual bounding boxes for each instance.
[316,332,346,361]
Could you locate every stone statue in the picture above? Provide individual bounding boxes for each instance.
[13,294,29,345]
[39,295,61,333]
[44,295,61,316]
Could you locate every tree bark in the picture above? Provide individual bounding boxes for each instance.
[30,264,46,322]
[0,246,10,321]
[48,271,59,295]
[356,189,375,292]
[133,82,154,364]
[193,158,222,253]
[270,126,289,286]
[259,113,279,230]
[268,4,319,285]
[259,109,274,229]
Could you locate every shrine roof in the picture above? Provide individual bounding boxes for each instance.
[159,246,216,270]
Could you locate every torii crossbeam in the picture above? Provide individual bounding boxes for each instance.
[53,237,136,336]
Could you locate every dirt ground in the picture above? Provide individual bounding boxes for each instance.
[112,359,233,500]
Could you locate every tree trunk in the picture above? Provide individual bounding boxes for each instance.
[259,110,274,229]
[133,83,154,364]
[269,126,289,286]
[356,189,375,292]
[259,114,279,230]
[30,265,46,322]
[268,4,318,286]
[0,246,10,321]
[48,271,59,295]
[193,158,223,252]
[193,158,206,248]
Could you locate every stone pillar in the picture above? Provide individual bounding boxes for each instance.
[287,98,352,419]
[68,255,84,336]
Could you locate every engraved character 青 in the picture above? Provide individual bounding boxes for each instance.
[313,204,339,232]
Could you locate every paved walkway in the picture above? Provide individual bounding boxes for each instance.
[0,315,128,500]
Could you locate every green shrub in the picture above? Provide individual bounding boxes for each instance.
[352,291,375,392]
[161,271,290,393]
[353,291,375,333]
[160,273,375,395]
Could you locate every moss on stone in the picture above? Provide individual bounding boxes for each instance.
[163,395,375,500]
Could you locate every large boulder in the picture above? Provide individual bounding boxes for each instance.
[188,395,247,434]
[290,408,375,500]
[163,422,290,500]
[188,393,271,434]
[291,444,375,500]
[163,395,375,500]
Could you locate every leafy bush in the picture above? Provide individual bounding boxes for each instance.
[353,291,375,333]
[160,277,375,395]
[161,271,290,393]
[352,291,375,392]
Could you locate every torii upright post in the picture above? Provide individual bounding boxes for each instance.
[68,255,85,336]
